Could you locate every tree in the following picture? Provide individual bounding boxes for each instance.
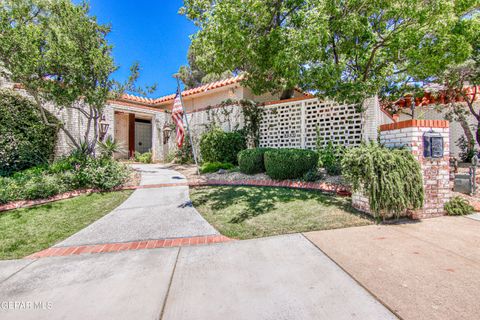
[0,0,150,155]
[181,0,477,103]
[422,10,479,158]
[177,46,233,89]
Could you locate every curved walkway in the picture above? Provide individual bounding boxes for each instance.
[54,164,219,247]
[1,164,398,319]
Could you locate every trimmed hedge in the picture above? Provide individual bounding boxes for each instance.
[238,148,271,174]
[200,129,246,164]
[264,149,319,180]
[0,89,58,176]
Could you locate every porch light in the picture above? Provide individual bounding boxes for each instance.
[99,115,109,141]
[163,123,173,144]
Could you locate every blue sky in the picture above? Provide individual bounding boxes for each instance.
[84,0,196,97]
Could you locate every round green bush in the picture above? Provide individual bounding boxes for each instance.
[0,89,58,176]
[264,148,319,180]
[200,129,246,164]
[238,148,271,174]
[444,196,474,216]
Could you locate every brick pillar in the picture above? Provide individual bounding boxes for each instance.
[379,120,451,219]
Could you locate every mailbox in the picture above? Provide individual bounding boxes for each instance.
[423,131,444,158]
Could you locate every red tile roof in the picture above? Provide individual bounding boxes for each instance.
[153,74,245,104]
[116,75,245,107]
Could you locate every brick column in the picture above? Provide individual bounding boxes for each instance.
[379,120,451,219]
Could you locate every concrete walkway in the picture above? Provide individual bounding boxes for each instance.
[0,234,396,320]
[56,164,218,247]
[305,216,480,320]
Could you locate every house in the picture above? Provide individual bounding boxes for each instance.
[108,75,306,160]
[5,75,393,161]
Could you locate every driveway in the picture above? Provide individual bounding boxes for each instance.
[0,234,395,320]
[56,164,218,247]
[305,216,480,320]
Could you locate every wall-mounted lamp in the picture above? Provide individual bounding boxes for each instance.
[163,123,173,144]
[99,115,110,141]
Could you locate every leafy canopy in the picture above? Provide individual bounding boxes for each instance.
[181,0,477,103]
[0,0,154,152]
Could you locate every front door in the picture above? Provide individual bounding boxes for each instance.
[135,120,152,154]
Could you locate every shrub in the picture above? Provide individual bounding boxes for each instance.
[135,151,152,164]
[0,89,58,176]
[200,162,234,174]
[238,148,271,174]
[342,143,424,219]
[77,158,130,190]
[98,136,127,159]
[175,133,194,164]
[318,141,345,175]
[200,128,246,164]
[444,196,474,216]
[303,169,320,182]
[264,149,319,180]
[0,156,131,204]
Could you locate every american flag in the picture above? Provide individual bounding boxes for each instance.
[172,88,185,148]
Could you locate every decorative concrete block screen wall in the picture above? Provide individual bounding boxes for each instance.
[353,119,451,219]
[258,97,383,149]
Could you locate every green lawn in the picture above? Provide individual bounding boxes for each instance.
[0,190,133,260]
[190,186,373,239]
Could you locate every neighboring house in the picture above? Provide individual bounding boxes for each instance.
[393,88,480,158]
[4,75,393,161]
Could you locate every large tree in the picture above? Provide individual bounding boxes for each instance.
[177,46,234,89]
[0,0,148,154]
[181,0,477,103]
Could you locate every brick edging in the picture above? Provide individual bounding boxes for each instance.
[1,179,350,213]
[25,235,232,259]
[0,186,137,213]
[189,179,351,196]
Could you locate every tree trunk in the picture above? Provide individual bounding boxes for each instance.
[459,116,475,147]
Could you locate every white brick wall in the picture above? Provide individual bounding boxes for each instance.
[398,104,479,157]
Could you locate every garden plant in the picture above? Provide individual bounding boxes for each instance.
[342,143,424,219]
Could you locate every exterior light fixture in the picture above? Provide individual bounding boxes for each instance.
[99,115,109,141]
[163,123,173,144]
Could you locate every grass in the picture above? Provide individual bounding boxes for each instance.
[0,190,133,260]
[190,186,373,239]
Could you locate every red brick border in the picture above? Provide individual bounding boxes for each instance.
[189,179,351,196]
[1,179,350,213]
[25,235,232,259]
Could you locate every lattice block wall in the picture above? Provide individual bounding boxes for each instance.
[259,101,303,148]
[305,100,362,148]
[259,98,363,149]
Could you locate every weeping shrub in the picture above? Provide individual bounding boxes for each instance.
[341,143,424,218]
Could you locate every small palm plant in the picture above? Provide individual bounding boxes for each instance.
[98,136,126,158]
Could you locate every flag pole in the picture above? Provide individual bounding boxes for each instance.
[175,76,200,175]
